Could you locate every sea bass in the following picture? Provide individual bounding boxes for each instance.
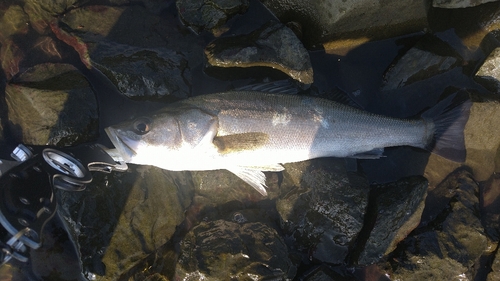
[105,90,471,196]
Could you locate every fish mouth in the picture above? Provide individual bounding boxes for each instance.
[104,127,137,162]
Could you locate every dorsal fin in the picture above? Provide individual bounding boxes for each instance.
[233,80,302,95]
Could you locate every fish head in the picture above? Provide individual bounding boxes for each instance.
[105,106,219,168]
[105,112,183,165]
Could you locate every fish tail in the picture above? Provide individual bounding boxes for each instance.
[421,90,472,162]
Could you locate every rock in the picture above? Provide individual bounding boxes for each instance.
[475,47,500,93]
[481,174,500,240]
[300,265,349,281]
[381,47,459,92]
[433,0,498,8]
[260,0,429,48]
[5,63,98,146]
[390,254,471,281]
[30,215,85,280]
[388,168,488,280]
[488,247,500,281]
[60,4,205,53]
[424,100,500,190]
[176,0,249,34]
[357,176,428,265]
[0,5,29,39]
[57,166,195,280]
[191,168,278,206]
[0,41,23,80]
[276,158,369,264]
[24,0,89,33]
[176,219,294,280]
[90,42,191,100]
[205,21,313,84]
[60,5,202,100]
[100,0,171,15]
[60,6,126,40]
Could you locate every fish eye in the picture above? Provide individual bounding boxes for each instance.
[133,117,152,135]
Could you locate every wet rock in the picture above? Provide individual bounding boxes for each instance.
[91,42,191,100]
[391,254,471,280]
[24,0,89,33]
[260,0,429,48]
[0,5,29,39]
[205,21,313,84]
[388,168,488,280]
[5,63,98,146]
[176,219,294,280]
[488,247,500,281]
[425,100,500,191]
[276,158,369,264]
[475,47,500,93]
[61,5,201,100]
[57,166,195,280]
[60,4,205,55]
[481,174,500,240]
[30,215,85,280]
[358,176,428,265]
[381,36,461,92]
[1,41,23,80]
[176,0,249,34]
[433,0,498,8]
[61,6,126,40]
[191,168,278,207]
[101,0,171,15]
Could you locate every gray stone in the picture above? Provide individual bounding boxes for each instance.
[24,0,89,33]
[61,5,186,49]
[176,219,294,280]
[358,176,428,265]
[5,63,98,146]
[91,42,191,100]
[176,0,249,33]
[61,5,202,100]
[58,166,195,280]
[391,254,470,281]
[488,247,500,281]
[205,21,313,84]
[433,0,499,8]
[389,168,488,280]
[276,158,369,264]
[475,47,500,93]
[382,47,459,91]
[260,0,429,48]
[0,5,29,39]
[480,174,500,241]
[191,168,279,207]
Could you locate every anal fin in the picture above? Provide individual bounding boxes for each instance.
[226,166,269,196]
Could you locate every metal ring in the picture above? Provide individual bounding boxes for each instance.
[42,149,86,178]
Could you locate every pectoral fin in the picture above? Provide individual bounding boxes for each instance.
[226,166,269,196]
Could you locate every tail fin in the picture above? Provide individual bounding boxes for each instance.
[422,90,472,162]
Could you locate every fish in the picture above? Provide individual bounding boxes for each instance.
[105,89,471,196]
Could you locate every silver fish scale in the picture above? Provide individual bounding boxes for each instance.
[183,91,428,161]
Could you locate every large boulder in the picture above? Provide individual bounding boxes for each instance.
[205,21,313,84]
[5,63,98,146]
[260,0,429,48]
[57,166,195,280]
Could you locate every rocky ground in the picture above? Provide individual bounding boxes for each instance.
[0,0,499,280]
